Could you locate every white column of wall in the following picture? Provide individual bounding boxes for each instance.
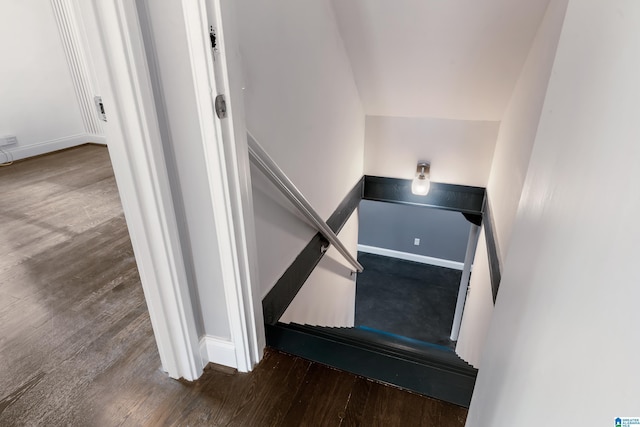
[455,0,569,367]
[0,0,99,161]
[467,0,640,423]
[236,0,365,327]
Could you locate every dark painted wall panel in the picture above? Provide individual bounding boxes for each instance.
[363,176,485,215]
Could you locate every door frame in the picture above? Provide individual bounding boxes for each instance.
[72,0,262,379]
[181,0,264,371]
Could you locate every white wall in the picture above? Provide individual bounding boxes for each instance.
[455,0,568,368]
[237,0,365,326]
[468,0,640,424]
[455,227,493,367]
[364,116,498,187]
[280,213,360,327]
[137,0,231,340]
[486,0,569,262]
[331,0,551,121]
[0,0,100,161]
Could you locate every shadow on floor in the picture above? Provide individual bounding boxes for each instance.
[355,252,461,348]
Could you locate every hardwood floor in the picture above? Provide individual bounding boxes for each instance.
[0,145,468,426]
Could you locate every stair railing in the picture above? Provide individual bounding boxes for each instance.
[247,132,364,273]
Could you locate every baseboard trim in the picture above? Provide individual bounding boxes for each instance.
[87,136,108,146]
[199,336,237,369]
[2,133,106,161]
[357,244,464,271]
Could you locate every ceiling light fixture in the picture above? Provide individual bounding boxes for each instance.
[411,162,431,196]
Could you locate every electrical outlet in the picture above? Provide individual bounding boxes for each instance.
[414,238,420,246]
[0,135,18,147]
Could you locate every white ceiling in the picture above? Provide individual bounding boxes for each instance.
[331,0,551,121]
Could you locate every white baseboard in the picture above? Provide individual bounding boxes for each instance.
[86,135,108,146]
[357,244,464,271]
[199,336,237,369]
[1,133,106,161]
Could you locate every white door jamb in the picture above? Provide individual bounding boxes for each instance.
[181,0,264,371]
[79,0,204,380]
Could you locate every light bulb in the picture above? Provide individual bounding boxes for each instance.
[411,162,431,195]
[412,174,430,195]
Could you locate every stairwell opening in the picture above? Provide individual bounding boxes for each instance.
[356,199,474,350]
[261,175,484,407]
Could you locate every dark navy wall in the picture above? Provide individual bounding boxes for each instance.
[358,200,471,262]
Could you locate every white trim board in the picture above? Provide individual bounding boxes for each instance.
[357,244,465,271]
[86,0,204,380]
[181,0,260,373]
[2,133,106,162]
[199,336,237,369]
[51,0,103,136]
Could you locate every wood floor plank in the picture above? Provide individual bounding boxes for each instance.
[340,376,373,427]
[418,392,446,426]
[360,380,457,427]
[0,218,136,348]
[438,397,470,425]
[0,145,468,426]
[361,382,423,426]
[0,145,109,190]
[144,352,283,426]
[226,354,311,426]
[281,363,357,426]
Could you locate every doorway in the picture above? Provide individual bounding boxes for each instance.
[0,0,221,382]
[0,145,164,423]
[0,1,183,418]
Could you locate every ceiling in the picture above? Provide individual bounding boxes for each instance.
[331,0,551,121]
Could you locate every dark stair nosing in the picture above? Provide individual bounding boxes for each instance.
[266,322,477,408]
[283,323,476,376]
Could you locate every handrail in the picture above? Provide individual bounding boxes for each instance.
[247,132,364,273]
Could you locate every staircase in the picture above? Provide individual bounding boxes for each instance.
[249,134,483,409]
[266,322,477,407]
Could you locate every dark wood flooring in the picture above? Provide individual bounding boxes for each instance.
[0,145,467,426]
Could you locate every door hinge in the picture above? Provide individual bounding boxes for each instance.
[94,96,107,122]
[215,94,227,119]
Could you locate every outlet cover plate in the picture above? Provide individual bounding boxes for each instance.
[0,135,18,147]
